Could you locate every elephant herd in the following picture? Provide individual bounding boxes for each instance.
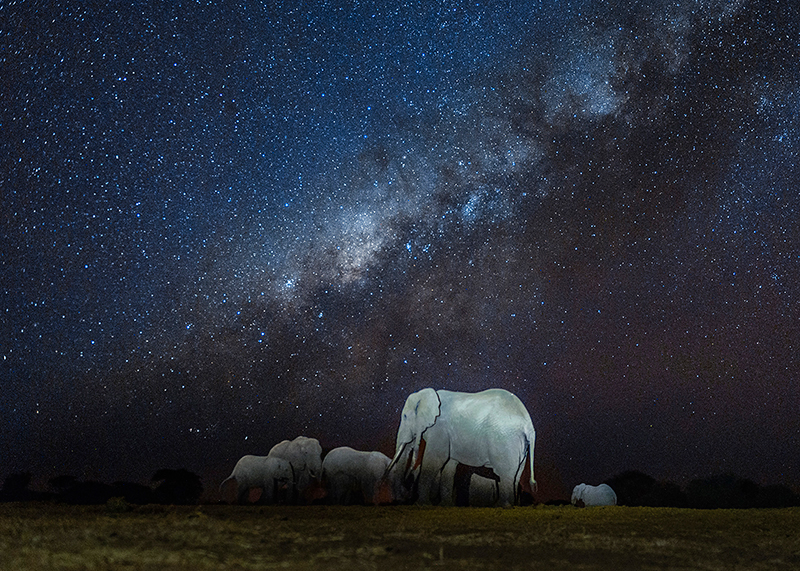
[221,387,616,507]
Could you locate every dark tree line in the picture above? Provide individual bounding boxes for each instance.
[3,468,798,508]
[604,471,800,509]
[0,469,203,505]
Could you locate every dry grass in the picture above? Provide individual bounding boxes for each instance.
[1,502,799,570]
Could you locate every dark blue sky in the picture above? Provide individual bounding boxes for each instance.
[2,0,799,499]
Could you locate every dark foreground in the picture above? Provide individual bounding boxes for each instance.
[2,503,799,570]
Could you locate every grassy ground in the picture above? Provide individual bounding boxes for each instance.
[1,502,799,570]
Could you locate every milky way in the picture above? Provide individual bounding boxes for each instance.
[2,1,799,496]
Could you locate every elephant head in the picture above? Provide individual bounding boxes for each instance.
[387,388,441,491]
[268,436,323,504]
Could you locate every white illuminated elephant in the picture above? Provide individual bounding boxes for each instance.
[387,388,536,507]
[219,455,293,504]
[268,435,323,504]
[571,483,617,507]
[321,446,391,505]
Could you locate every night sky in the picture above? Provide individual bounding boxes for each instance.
[2,0,799,499]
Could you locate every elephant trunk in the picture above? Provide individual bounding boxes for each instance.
[386,440,421,503]
[386,440,409,478]
[219,475,235,497]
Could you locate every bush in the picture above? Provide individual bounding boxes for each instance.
[152,468,203,505]
[604,471,687,507]
[686,474,799,509]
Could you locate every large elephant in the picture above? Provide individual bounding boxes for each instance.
[268,435,323,504]
[387,388,536,507]
[321,446,391,505]
[571,483,617,507]
[219,455,293,504]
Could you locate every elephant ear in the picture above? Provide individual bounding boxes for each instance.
[404,388,440,472]
[413,388,441,432]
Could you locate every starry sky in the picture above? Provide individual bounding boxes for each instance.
[2,0,799,499]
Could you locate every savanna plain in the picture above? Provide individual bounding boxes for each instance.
[2,502,799,570]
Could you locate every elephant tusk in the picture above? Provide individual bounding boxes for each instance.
[386,440,409,477]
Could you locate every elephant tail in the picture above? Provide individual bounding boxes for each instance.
[527,427,537,493]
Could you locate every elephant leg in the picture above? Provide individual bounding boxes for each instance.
[491,446,525,507]
[416,433,450,505]
[416,465,435,504]
[430,466,444,505]
[329,475,345,504]
[276,480,290,504]
[262,480,275,504]
[360,479,373,505]
[332,479,344,504]
[237,484,250,505]
[497,479,515,507]
[438,461,457,506]
[495,464,519,507]
[416,462,447,505]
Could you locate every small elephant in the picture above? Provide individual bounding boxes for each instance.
[220,455,293,504]
[268,435,323,504]
[321,446,391,505]
[387,388,536,507]
[571,483,617,507]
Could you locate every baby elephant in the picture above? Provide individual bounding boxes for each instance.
[220,455,294,504]
[571,483,617,507]
[321,447,391,505]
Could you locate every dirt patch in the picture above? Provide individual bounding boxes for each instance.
[2,503,799,570]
